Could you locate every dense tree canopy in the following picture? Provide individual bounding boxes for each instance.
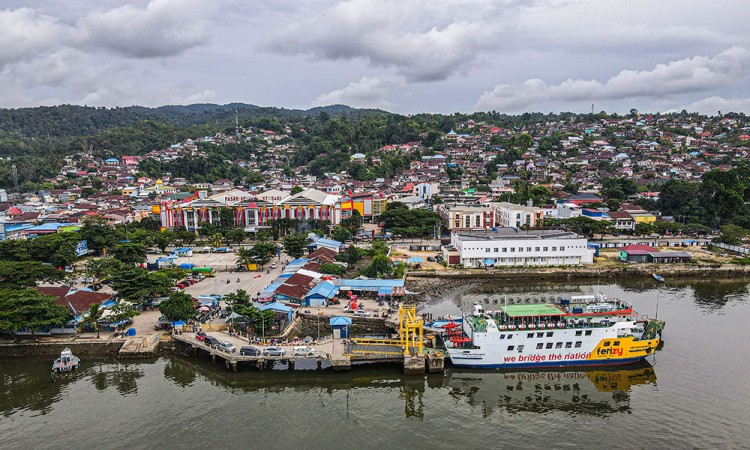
[160,292,196,322]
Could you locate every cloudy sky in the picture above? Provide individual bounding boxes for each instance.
[2,0,749,114]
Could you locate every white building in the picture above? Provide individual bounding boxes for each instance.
[450,228,594,268]
[491,202,545,228]
[438,204,495,231]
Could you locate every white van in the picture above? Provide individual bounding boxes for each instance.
[293,346,315,357]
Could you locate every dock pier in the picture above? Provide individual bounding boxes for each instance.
[172,333,444,375]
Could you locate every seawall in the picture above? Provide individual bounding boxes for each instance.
[406,264,750,282]
[293,314,395,337]
[0,340,123,358]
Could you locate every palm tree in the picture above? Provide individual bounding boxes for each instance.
[79,303,104,338]
[211,233,224,248]
[236,247,253,269]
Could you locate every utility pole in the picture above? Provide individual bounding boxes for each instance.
[11,165,18,192]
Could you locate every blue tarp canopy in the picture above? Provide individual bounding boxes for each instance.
[484,258,496,265]
[378,287,393,296]
[408,257,423,263]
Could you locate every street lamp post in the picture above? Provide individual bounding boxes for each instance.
[317,310,320,341]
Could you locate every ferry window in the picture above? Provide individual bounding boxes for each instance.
[527,247,531,252]
[614,341,620,346]
[507,334,512,339]
[543,247,548,251]
[486,248,491,253]
[555,342,563,349]
[603,341,610,347]
[527,333,534,338]
[546,332,553,337]
[499,334,505,339]
[517,345,524,352]
[585,330,592,336]
[575,330,583,336]
[565,342,572,348]
[494,248,499,252]
[507,345,514,351]
[575,341,582,348]
[552,247,557,251]
[536,332,544,338]
[510,247,515,252]
[545,343,553,349]
[535,247,540,251]
[560,246,565,251]
[536,343,543,349]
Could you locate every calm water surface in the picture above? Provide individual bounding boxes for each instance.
[2,278,750,449]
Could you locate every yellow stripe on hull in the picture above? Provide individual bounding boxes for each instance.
[587,336,660,362]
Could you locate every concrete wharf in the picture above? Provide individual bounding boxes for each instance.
[172,332,444,375]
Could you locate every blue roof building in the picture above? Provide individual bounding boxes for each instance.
[259,302,294,323]
[330,316,352,338]
[337,279,405,296]
[308,238,343,252]
[304,281,339,307]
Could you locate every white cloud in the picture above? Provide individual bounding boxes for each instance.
[669,96,750,115]
[0,1,749,113]
[267,0,531,82]
[0,8,65,67]
[77,0,213,58]
[313,76,402,109]
[476,47,750,112]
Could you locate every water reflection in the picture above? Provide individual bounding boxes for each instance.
[89,361,145,396]
[448,278,750,313]
[0,360,70,417]
[445,362,657,417]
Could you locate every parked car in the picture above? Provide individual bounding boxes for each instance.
[271,262,278,269]
[427,256,436,262]
[354,309,370,317]
[204,336,220,347]
[263,346,285,357]
[239,346,261,356]
[218,341,236,353]
[196,331,207,342]
[293,346,315,357]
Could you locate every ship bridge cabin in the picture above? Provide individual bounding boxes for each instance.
[466,294,635,333]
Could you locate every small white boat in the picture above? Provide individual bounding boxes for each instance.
[52,348,80,373]
[652,274,665,282]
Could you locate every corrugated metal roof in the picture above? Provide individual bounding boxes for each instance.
[339,279,405,288]
[306,281,339,299]
[330,316,352,326]
[649,251,693,258]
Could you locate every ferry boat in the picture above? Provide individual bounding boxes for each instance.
[52,348,80,373]
[443,294,664,369]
